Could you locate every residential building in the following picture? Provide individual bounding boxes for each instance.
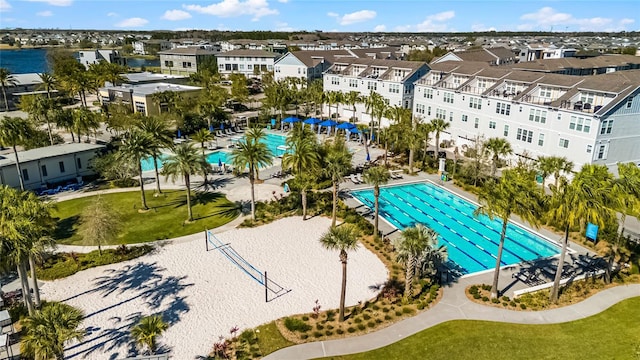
[412,61,640,174]
[121,72,189,85]
[77,49,127,69]
[158,48,217,76]
[273,50,353,83]
[518,44,577,62]
[509,55,640,76]
[215,49,280,78]
[99,82,202,116]
[0,73,59,111]
[433,46,517,66]
[133,39,172,55]
[323,58,429,124]
[0,143,105,190]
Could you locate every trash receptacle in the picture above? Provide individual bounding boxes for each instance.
[267,125,271,130]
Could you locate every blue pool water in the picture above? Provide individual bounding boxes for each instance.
[351,182,560,275]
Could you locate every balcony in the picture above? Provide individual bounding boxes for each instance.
[558,100,602,114]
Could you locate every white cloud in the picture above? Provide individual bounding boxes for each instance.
[334,10,376,26]
[24,0,72,6]
[275,21,294,31]
[471,23,496,32]
[327,12,338,18]
[394,25,411,32]
[415,10,455,32]
[184,0,278,21]
[115,17,149,28]
[0,0,11,11]
[373,24,386,32]
[36,10,52,16]
[162,9,191,21]
[519,7,634,31]
[277,0,288,3]
[107,12,118,17]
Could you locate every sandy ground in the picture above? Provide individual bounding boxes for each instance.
[41,216,388,360]
[225,183,290,203]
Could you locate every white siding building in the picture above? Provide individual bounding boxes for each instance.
[77,49,127,69]
[215,49,280,79]
[412,61,640,174]
[323,58,429,125]
[273,50,353,83]
[0,143,105,190]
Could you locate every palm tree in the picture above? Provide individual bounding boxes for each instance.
[549,156,574,189]
[282,125,320,220]
[118,130,155,210]
[367,92,387,145]
[319,224,359,322]
[484,137,513,178]
[38,72,57,99]
[131,315,169,355]
[417,120,433,164]
[429,118,450,162]
[363,166,390,238]
[191,128,216,156]
[323,137,353,227]
[474,168,543,298]
[0,116,34,190]
[53,107,76,142]
[21,94,56,145]
[136,116,175,194]
[73,107,100,142]
[327,90,343,119]
[244,126,268,181]
[547,164,616,303]
[231,131,273,220]
[0,67,17,111]
[536,156,556,194]
[20,302,85,360]
[393,224,441,298]
[162,143,209,222]
[343,91,361,122]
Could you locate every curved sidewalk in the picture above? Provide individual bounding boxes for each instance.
[263,284,640,359]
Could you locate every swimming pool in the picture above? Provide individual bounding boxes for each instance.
[140,151,229,172]
[351,182,560,275]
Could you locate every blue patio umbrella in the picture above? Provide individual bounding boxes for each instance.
[271,118,276,129]
[282,116,300,123]
[209,124,214,133]
[349,127,361,134]
[366,152,371,162]
[303,117,322,130]
[177,129,182,138]
[336,122,356,130]
[220,123,224,130]
[319,119,338,135]
[218,158,223,167]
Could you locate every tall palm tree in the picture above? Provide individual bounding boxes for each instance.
[0,67,17,111]
[327,90,343,119]
[20,302,85,359]
[547,164,616,303]
[549,156,574,189]
[393,224,441,298]
[343,91,361,122]
[244,126,268,181]
[363,166,390,238]
[319,224,359,322]
[429,118,450,161]
[21,94,56,145]
[131,315,169,355]
[417,119,433,164]
[118,130,155,210]
[323,137,353,227]
[485,137,513,178]
[73,107,100,142]
[38,72,57,99]
[191,128,216,156]
[162,143,209,222]
[53,107,76,142]
[0,116,34,190]
[536,155,556,194]
[368,92,387,145]
[474,167,543,298]
[231,131,273,220]
[136,116,175,194]
[282,125,320,220]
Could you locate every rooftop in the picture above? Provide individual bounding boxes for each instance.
[215,49,280,58]
[0,143,105,167]
[158,48,217,56]
[123,72,188,84]
[103,82,202,96]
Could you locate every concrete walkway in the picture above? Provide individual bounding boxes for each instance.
[263,283,640,360]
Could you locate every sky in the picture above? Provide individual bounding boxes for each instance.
[0,0,638,33]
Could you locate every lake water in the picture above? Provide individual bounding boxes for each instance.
[0,48,159,74]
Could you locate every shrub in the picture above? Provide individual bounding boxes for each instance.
[367,321,376,328]
[384,315,392,320]
[481,284,491,291]
[491,298,500,304]
[336,329,344,335]
[325,330,333,336]
[502,302,508,307]
[469,285,479,295]
[395,310,402,316]
[300,334,308,340]
[509,301,516,307]
[363,313,371,321]
[347,327,357,333]
[284,317,311,333]
[327,324,334,330]
[372,304,380,311]
[316,324,324,331]
[312,331,323,338]
[402,307,414,314]
[353,317,362,324]
[520,303,527,310]
[502,296,510,302]
[417,303,425,310]
[482,296,489,302]
[382,307,390,313]
[302,315,309,321]
[357,324,366,331]
[473,293,481,299]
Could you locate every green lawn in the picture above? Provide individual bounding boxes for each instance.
[54,190,239,245]
[319,297,640,360]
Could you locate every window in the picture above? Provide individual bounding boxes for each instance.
[559,138,570,148]
[367,81,377,91]
[22,169,29,181]
[489,121,496,129]
[77,158,82,169]
[625,96,633,108]
[495,102,511,115]
[427,106,431,116]
[538,133,545,146]
[435,108,447,120]
[477,78,488,89]
[389,84,400,94]
[331,77,339,85]
[469,97,482,109]
[580,92,595,104]
[424,88,433,99]
[449,112,453,122]
[539,86,552,99]
[349,79,358,88]
[239,64,244,70]
[135,101,146,114]
[503,124,509,137]
[41,165,47,177]
[597,144,608,160]
[600,119,614,134]
[443,92,454,104]
[529,109,547,123]
[416,104,425,114]
[59,161,65,173]
[586,145,592,153]
[516,128,533,143]
[461,114,468,122]
[247,64,253,70]
[182,62,192,68]
[164,60,173,67]
[569,116,591,133]
[474,118,479,129]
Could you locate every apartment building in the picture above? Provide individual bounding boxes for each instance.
[133,39,172,55]
[77,49,127,69]
[323,58,429,124]
[433,47,517,66]
[518,44,577,62]
[158,48,217,76]
[273,50,353,83]
[99,82,202,116]
[412,61,640,174]
[215,49,280,78]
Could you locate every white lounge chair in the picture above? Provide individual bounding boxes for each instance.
[356,173,364,183]
[350,174,360,184]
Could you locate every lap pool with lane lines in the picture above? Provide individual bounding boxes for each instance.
[351,182,560,275]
